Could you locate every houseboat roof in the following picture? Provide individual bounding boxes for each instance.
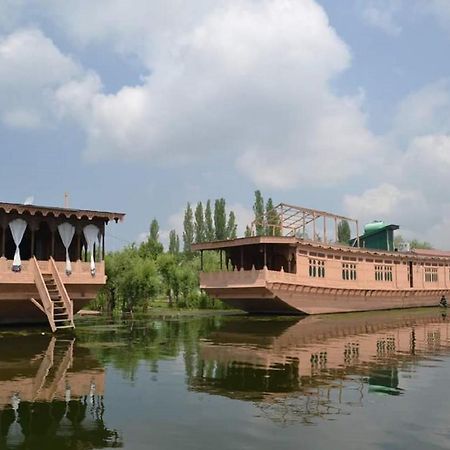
[192,236,450,262]
[0,201,125,222]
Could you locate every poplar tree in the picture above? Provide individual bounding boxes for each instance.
[337,220,351,244]
[150,219,159,242]
[226,211,237,239]
[169,229,180,254]
[194,201,205,243]
[139,218,163,258]
[244,225,252,237]
[214,198,227,240]
[253,190,265,236]
[183,203,194,253]
[205,200,215,241]
[266,198,281,236]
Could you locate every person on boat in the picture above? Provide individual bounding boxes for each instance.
[440,295,448,308]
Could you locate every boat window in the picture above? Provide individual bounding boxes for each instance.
[342,263,357,281]
[309,258,325,278]
[424,267,438,283]
[375,265,393,282]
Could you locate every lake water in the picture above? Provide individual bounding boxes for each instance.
[1,308,450,450]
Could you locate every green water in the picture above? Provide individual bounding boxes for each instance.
[1,309,450,449]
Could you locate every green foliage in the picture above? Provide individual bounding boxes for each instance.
[183,203,194,253]
[266,198,281,236]
[244,225,253,237]
[410,239,433,250]
[253,190,265,236]
[169,229,180,254]
[214,198,227,240]
[139,219,164,259]
[205,200,215,241]
[337,220,351,244]
[194,202,205,243]
[227,211,237,239]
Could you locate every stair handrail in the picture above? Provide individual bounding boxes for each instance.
[49,257,74,322]
[32,257,55,332]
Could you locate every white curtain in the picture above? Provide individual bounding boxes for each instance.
[83,224,99,274]
[9,218,27,270]
[58,222,75,274]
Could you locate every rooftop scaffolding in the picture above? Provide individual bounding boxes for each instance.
[252,202,360,246]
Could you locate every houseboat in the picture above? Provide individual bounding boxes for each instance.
[193,203,450,315]
[0,201,124,330]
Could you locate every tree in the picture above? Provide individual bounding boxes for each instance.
[150,219,159,242]
[226,211,237,239]
[194,202,205,244]
[214,198,227,240]
[244,225,253,237]
[169,229,180,254]
[266,198,281,236]
[253,190,265,236]
[139,219,163,259]
[183,203,194,253]
[337,220,351,244]
[410,239,432,250]
[205,200,215,241]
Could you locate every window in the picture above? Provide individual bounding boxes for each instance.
[375,265,393,282]
[425,267,438,283]
[309,258,325,278]
[342,263,357,280]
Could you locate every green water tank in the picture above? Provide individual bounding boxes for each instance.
[364,221,386,234]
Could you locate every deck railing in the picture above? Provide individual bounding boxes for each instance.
[0,257,104,282]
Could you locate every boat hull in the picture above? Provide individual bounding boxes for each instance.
[0,284,101,326]
[205,285,449,315]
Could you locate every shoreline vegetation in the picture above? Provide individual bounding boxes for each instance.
[94,192,279,314]
[94,191,433,314]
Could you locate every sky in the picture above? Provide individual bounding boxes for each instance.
[1,0,450,249]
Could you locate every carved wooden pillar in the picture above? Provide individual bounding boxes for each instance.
[49,220,57,258]
[102,225,105,261]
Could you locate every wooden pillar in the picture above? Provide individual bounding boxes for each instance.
[334,217,338,243]
[51,230,55,257]
[93,243,97,263]
[1,225,5,257]
[240,247,244,270]
[76,232,81,261]
[31,228,35,257]
[200,250,204,271]
[102,229,105,261]
[312,212,316,241]
[263,244,267,268]
[220,250,223,270]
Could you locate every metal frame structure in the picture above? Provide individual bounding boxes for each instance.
[252,203,360,246]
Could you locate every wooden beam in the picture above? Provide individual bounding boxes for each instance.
[30,297,45,314]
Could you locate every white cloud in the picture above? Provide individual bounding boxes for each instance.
[362,1,402,36]
[9,0,381,190]
[0,28,99,130]
[343,78,450,248]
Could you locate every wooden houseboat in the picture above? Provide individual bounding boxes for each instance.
[193,203,450,315]
[0,201,124,330]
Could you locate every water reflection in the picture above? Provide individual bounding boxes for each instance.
[0,334,121,449]
[189,309,450,424]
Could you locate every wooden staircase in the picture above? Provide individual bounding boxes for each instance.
[31,257,75,332]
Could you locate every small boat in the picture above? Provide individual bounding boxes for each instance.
[0,201,124,330]
[193,203,450,315]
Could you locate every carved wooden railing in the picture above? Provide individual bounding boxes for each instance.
[50,257,74,322]
[31,257,56,332]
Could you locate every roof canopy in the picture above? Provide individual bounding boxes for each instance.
[0,201,125,223]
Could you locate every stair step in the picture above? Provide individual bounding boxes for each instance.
[56,325,74,330]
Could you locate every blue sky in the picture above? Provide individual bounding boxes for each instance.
[1,0,450,249]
